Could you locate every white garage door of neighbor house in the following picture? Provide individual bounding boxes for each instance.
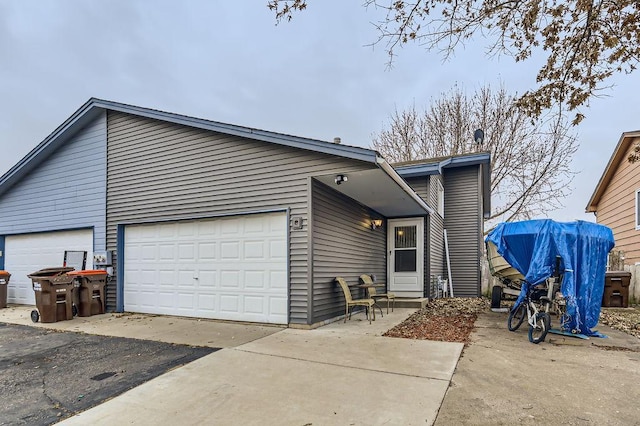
[4,229,94,305]
[124,212,288,324]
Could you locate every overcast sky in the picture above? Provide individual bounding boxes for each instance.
[1,0,637,223]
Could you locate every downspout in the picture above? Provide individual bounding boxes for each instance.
[375,156,435,215]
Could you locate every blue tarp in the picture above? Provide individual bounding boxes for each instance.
[486,220,615,336]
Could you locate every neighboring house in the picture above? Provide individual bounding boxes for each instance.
[586,130,640,302]
[0,98,490,327]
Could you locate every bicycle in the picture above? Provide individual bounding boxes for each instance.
[507,283,551,344]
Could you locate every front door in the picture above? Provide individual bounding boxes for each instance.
[388,218,424,298]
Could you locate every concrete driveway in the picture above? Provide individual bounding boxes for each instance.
[58,308,461,425]
[3,304,639,425]
[435,311,640,425]
[1,305,463,425]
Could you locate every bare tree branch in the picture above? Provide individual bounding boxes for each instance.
[372,84,578,227]
[267,0,640,125]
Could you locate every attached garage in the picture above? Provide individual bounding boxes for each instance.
[123,212,288,324]
[4,229,94,305]
[1,98,453,327]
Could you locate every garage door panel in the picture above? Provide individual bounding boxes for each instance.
[270,240,287,259]
[5,230,93,305]
[197,220,217,236]
[177,222,196,237]
[158,244,175,260]
[244,296,264,314]
[177,293,194,309]
[197,294,216,311]
[177,270,194,286]
[220,242,239,259]
[270,271,287,289]
[245,271,265,289]
[124,213,287,324]
[158,270,175,285]
[178,243,194,259]
[199,270,217,287]
[220,271,240,289]
[244,241,265,259]
[220,294,239,313]
[270,296,287,313]
[198,242,216,260]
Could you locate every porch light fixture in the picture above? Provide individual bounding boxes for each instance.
[335,174,348,185]
[371,219,383,230]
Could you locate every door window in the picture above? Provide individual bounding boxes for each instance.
[394,225,417,272]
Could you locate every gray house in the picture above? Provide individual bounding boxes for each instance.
[0,99,490,327]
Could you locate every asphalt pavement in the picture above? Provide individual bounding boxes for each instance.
[0,323,216,425]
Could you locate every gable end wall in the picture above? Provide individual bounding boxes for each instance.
[0,113,107,250]
[596,136,640,264]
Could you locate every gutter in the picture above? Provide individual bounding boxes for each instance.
[437,157,453,174]
[376,156,435,215]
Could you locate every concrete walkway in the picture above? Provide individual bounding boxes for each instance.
[1,305,463,425]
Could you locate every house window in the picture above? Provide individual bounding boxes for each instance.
[636,189,640,230]
[437,180,445,217]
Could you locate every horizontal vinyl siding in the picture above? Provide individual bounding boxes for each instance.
[311,179,386,322]
[405,177,429,201]
[0,113,106,251]
[443,166,481,297]
[429,175,445,295]
[106,112,375,322]
[406,176,436,296]
[596,139,640,264]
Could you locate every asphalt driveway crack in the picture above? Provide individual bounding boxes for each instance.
[1,322,216,425]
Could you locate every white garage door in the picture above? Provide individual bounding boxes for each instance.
[4,229,94,305]
[124,212,288,324]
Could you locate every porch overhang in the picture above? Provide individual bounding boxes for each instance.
[314,156,433,217]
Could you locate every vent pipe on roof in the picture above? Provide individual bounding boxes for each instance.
[333,137,341,144]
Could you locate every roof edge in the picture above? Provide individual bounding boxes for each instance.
[0,98,102,195]
[585,130,640,213]
[0,98,380,196]
[394,152,491,178]
[377,156,435,215]
[90,98,378,163]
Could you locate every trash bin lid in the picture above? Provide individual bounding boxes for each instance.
[0,270,10,277]
[604,271,632,277]
[28,267,75,277]
[67,270,108,277]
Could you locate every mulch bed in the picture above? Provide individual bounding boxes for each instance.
[384,298,640,344]
[384,313,477,343]
[383,297,490,343]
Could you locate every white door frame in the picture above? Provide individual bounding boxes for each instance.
[387,217,424,298]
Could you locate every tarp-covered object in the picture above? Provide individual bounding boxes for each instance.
[486,220,615,336]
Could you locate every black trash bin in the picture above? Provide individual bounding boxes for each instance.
[68,270,107,317]
[28,267,75,323]
[602,271,631,308]
[0,271,10,309]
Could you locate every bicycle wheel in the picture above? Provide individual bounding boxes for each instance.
[528,312,551,344]
[507,303,526,331]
